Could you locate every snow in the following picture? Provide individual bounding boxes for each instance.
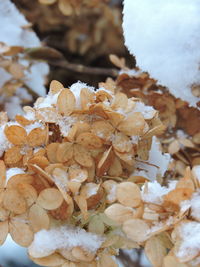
[180,191,200,221]
[123,0,200,107]
[175,221,200,261]
[133,102,156,120]
[28,225,105,258]
[70,81,94,109]
[25,121,44,134]
[192,165,200,182]
[6,167,25,181]
[142,180,177,205]
[0,124,12,157]
[34,91,60,109]
[0,0,49,99]
[134,137,171,180]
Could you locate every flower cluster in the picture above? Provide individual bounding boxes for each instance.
[105,166,200,266]
[0,79,165,266]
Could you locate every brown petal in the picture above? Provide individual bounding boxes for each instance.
[116,182,141,208]
[29,204,50,232]
[10,216,34,247]
[46,143,59,163]
[17,183,37,207]
[30,253,65,267]
[122,219,150,242]
[3,188,27,214]
[0,221,8,245]
[37,188,63,210]
[27,127,47,147]
[74,144,93,168]
[76,132,102,149]
[0,160,6,188]
[105,203,136,224]
[49,80,64,94]
[4,146,23,165]
[96,147,114,176]
[56,142,73,163]
[57,89,75,116]
[4,125,27,145]
[117,112,145,136]
[112,132,132,153]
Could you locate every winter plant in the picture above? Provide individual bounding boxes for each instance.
[0,0,200,267]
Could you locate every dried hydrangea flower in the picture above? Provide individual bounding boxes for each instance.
[0,79,169,266]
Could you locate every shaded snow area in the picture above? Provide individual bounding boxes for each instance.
[123,0,200,107]
[0,0,49,118]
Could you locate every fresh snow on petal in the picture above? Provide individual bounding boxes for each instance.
[28,225,105,258]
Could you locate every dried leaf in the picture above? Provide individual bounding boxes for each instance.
[76,132,102,149]
[118,112,145,136]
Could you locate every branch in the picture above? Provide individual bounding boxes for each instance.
[48,59,119,77]
[25,46,119,77]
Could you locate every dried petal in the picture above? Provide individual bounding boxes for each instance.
[37,188,63,210]
[29,204,50,232]
[4,125,27,145]
[116,182,141,208]
[57,89,75,116]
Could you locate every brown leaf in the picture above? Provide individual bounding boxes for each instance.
[57,89,75,116]
[4,125,27,145]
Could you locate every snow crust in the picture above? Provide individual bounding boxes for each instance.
[28,225,105,258]
[123,0,200,107]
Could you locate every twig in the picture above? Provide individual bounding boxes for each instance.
[48,59,119,77]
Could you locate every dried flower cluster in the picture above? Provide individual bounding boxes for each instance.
[0,79,166,266]
[109,55,200,179]
[105,166,200,266]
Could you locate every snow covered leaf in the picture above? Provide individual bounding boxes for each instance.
[91,120,114,141]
